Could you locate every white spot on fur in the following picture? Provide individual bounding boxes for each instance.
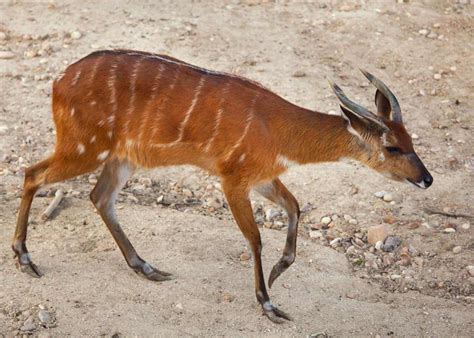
[98,120,105,127]
[237,153,246,163]
[77,143,85,155]
[72,70,81,86]
[97,150,110,161]
[379,152,386,162]
[70,107,75,116]
[107,131,113,139]
[276,154,298,168]
[90,101,97,106]
[125,139,134,148]
[90,135,96,143]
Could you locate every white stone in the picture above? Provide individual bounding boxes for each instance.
[383,193,393,202]
[443,228,456,233]
[461,223,470,230]
[411,133,419,139]
[452,246,462,254]
[0,51,15,59]
[374,191,386,198]
[309,230,322,239]
[321,216,332,225]
[71,31,82,39]
[375,241,383,250]
[265,208,280,222]
[434,73,442,80]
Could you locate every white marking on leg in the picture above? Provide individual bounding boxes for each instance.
[237,153,246,163]
[71,70,81,86]
[90,135,96,143]
[77,143,85,155]
[107,131,113,139]
[97,150,110,161]
[70,107,75,116]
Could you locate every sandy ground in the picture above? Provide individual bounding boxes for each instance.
[0,0,473,336]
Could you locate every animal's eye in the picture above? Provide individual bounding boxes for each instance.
[385,146,401,154]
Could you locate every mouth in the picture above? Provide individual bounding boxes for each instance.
[406,178,428,189]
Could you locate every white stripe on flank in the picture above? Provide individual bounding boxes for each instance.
[97,150,110,161]
[77,143,85,155]
[90,135,96,143]
[137,64,165,143]
[87,57,102,97]
[223,94,258,162]
[123,58,142,133]
[72,70,81,86]
[203,82,230,153]
[107,62,119,127]
[175,77,205,142]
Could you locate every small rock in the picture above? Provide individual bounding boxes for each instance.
[329,237,341,247]
[382,255,395,266]
[38,310,52,324]
[374,240,383,250]
[374,191,386,198]
[452,246,462,254]
[175,303,183,310]
[364,252,378,269]
[240,251,251,261]
[265,209,280,222]
[222,292,235,303]
[450,66,457,72]
[418,29,429,36]
[206,197,223,209]
[461,223,470,230]
[434,73,442,80]
[354,237,365,247]
[321,216,332,225]
[88,174,98,184]
[20,316,36,332]
[182,188,193,198]
[346,245,357,255]
[411,133,419,139]
[71,31,82,39]
[368,225,389,244]
[390,274,402,280]
[0,125,9,134]
[127,195,138,203]
[427,32,437,39]
[467,266,474,277]
[343,214,353,221]
[443,227,456,233]
[348,219,358,225]
[0,32,7,40]
[24,50,37,58]
[432,23,441,28]
[309,230,323,239]
[382,236,402,252]
[292,70,306,78]
[382,193,393,202]
[0,50,15,59]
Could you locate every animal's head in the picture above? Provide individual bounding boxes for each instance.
[330,70,433,189]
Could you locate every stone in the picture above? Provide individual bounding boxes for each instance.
[265,208,280,222]
[418,29,429,36]
[71,31,82,39]
[222,292,235,303]
[346,245,356,255]
[452,246,462,254]
[0,51,15,59]
[374,240,383,250]
[434,73,442,80]
[321,216,332,225]
[467,266,474,277]
[367,225,389,244]
[382,193,393,202]
[182,188,193,198]
[292,70,306,78]
[427,32,437,39]
[349,219,358,225]
[38,310,52,324]
[443,227,456,233]
[20,316,36,332]
[240,251,251,261]
[374,191,386,198]
[411,133,419,139]
[329,238,341,247]
[88,174,98,184]
[461,223,470,230]
[390,274,402,280]
[364,252,378,269]
[382,236,402,252]
[309,230,323,239]
[206,197,223,209]
[450,66,457,72]
[0,32,7,40]
[343,214,353,221]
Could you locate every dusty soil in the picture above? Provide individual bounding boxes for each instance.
[1,0,473,336]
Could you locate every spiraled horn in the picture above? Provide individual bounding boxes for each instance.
[359,69,402,123]
[328,80,389,132]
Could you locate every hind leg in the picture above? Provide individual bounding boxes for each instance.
[90,158,172,281]
[13,155,100,277]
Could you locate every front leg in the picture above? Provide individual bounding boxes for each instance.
[222,178,292,323]
[255,179,300,288]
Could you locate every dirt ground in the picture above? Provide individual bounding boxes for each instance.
[1,0,473,336]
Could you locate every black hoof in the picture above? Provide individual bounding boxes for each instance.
[134,262,173,282]
[262,302,293,323]
[15,255,42,278]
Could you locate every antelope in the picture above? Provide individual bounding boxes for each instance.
[13,49,433,323]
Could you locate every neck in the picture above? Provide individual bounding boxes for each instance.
[273,106,362,164]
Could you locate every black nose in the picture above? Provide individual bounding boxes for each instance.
[423,174,433,188]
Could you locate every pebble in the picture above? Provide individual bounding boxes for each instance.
[182,188,193,198]
[374,191,386,198]
[374,240,383,250]
[434,73,442,80]
[411,133,419,139]
[382,193,393,202]
[265,208,280,222]
[309,230,323,239]
[382,236,402,252]
[418,29,429,36]
[452,246,462,254]
[368,225,389,244]
[38,310,52,324]
[0,124,8,134]
[461,223,470,230]
[71,31,82,39]
[321,216,332,225]
[343,214,353,221]
[0,32,7,40]
[206,197,223,209]
[443,227,456,233]
[450,66,457,72]
[240,251,251,261]
[329,238,341,247]
[0,50,15,59]
[88,174,98,184]
[348,219,358,225]
[346,245,356,255]
[20,316,36,332]
[390,274,402,280]
[364,252,378,269]
[467,266,474,277]
[292,70,306,77]
[427,32,437,39]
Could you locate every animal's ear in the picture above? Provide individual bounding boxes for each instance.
[374,89,391,120]
[339,105,385,140]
